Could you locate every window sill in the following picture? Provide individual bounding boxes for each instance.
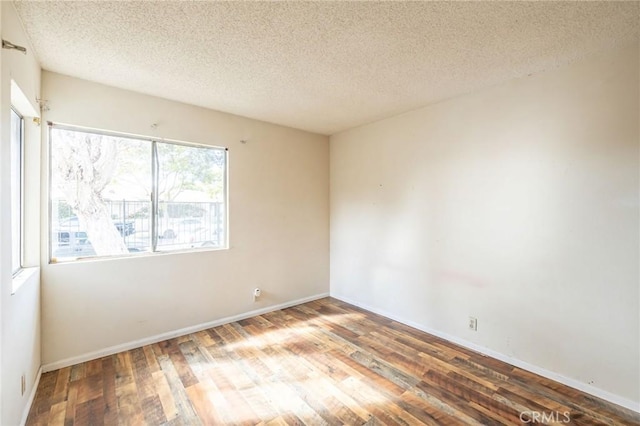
[49,245,229,265]
[12,266,39,295]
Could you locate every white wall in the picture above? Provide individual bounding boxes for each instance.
[0,3,42,425]
[41,71,329,367]
[330,43,639,408]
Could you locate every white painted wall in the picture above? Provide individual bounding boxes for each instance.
[330,43,639,408]
[0,3,42,425]
[41,72,329,366]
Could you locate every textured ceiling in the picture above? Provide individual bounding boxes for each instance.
[13,1,639,135]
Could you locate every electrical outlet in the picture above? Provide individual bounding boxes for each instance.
[253,288,261,301]
[468,317,478,331]
[21,375,25,396]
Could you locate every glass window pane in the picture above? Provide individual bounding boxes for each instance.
[50,128,152,260]
[155,142,226,251]
[11,109,22,274]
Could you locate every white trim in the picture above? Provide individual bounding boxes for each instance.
[20,366,42,426]
[42,293,329,373]
[11,266,39,295]
[11,80,39,118]
[331,293,640,414]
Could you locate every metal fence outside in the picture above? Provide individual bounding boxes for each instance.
[52,200,226,258]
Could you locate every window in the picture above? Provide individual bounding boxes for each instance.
[49,125,227,261]
[11,108,24,274]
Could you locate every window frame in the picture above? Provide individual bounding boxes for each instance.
[11,107,24,276]
[48,122,229,262]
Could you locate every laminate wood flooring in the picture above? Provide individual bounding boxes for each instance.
[26,298,640,425]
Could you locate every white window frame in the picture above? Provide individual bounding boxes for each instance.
[48,123,229,262]
[11,107,24,275]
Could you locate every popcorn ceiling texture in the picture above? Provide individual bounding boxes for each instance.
[13,1,639,135]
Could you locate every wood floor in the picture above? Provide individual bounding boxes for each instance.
[27,298,639,425]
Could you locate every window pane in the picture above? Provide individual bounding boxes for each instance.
[50,128,152,260]
[11,109,22,274]
[155,142,226,251]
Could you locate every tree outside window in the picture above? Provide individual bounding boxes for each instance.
[50,126,227,261]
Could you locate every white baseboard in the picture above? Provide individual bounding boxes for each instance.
[331,293,640,414]
[42,292,329,373]
[20,365,43,426]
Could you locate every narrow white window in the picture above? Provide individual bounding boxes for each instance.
[11,108,24,274]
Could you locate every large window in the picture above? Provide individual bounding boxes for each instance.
[11,108,24,274]
[49,125,227,261]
